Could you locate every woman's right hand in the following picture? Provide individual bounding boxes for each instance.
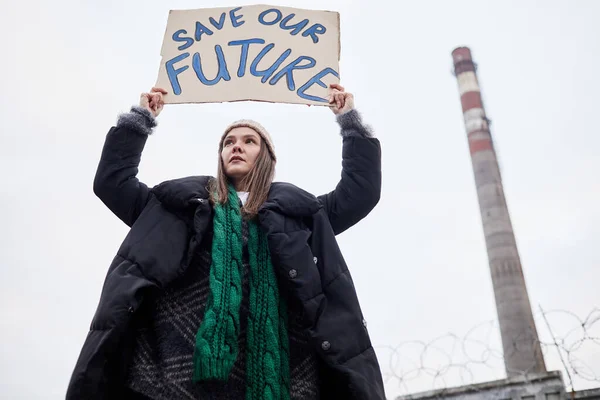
[140,87,168,118]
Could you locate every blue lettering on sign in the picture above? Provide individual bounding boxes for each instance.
[229,7,245,27]
[302,23,327,43]
[258,8,282,25]
[165,53,190,95]
[279,14,309,35]
[195,22,214,41]
[250,44,292,83]
[269,56,316,91]
[192,45,231,85]
[172,30,194,51]
[209,13,226,30]
[228,39,265,77]
[167,19,335,102]
[297,67,340,102]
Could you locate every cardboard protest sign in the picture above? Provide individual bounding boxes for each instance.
[155,5,340,106]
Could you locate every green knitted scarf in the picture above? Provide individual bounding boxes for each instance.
[193,184,290,400]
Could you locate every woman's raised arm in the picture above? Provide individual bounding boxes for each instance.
[317,84,382,235]
[93,87,167,227]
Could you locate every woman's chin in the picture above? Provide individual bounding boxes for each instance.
[226,167,249,180]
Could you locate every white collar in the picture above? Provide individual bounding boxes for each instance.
[237,191,249,206]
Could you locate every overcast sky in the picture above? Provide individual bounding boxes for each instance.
[1,0,599,399]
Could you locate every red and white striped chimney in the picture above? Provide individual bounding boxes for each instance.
[451,46,547,376]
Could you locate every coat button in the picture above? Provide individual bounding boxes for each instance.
[362,318,367,328]
[288,269,297,279]
[128,306,135,313]
[197,198,205,204]
[321,341,331,351]
[313,257,318,264]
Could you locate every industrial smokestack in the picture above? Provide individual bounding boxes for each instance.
[451,46,547,376]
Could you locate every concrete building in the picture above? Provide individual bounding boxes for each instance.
[395,371,600,400]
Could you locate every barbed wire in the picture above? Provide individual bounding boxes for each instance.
[377,307,600,398]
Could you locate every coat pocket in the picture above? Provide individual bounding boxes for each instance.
[90,256,157,331]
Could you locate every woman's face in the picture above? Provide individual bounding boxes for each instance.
[221,127,262,182]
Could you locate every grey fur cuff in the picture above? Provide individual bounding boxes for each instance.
[117,106,157,136]
[336,109,374,138]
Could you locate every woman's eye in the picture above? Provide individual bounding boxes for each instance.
[246,139,255,144]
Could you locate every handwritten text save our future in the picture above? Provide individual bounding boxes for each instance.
[165,7,339,102]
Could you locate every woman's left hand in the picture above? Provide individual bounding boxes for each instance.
[328,83,355,115]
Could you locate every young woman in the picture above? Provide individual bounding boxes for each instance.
[67,84,385,400]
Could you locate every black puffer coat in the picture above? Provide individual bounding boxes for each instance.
[67,114,384,399]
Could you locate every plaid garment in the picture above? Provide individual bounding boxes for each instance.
[125,220,320,400]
